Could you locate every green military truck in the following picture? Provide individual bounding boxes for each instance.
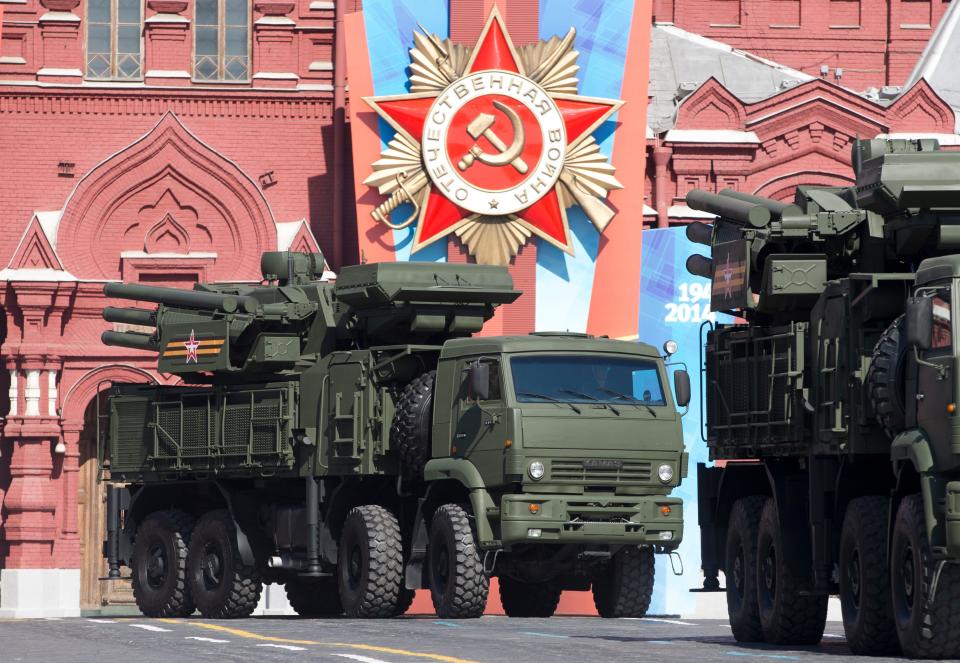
[99,251,689,620]
[687,138,960,658]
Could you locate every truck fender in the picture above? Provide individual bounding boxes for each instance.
[424,458,498,546]
[210,481,257,567]
[404,500,430,590]
[890,428,934,474]
[764,462,813,582]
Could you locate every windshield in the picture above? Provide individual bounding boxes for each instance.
[510,355,666,406]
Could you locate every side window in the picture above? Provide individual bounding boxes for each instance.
[86,0,143,80]
[932,294,952,350]
[195,0,250,82]
[461,359,502,402]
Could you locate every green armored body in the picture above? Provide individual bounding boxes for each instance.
[99,251,689,620]
[688,138,960,657]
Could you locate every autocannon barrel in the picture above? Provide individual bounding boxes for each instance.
[103,282,259,314]
[101,330,159,351]
[102,306,156,327]
[686,190,771,228]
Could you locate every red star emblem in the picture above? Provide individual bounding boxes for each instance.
[183,329,200,363]
[364,9,622,259]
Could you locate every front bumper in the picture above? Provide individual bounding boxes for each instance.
[499,493,683,548]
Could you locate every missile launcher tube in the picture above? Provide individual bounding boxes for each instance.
[104,282,259,314]
[102,306,156,327]
[101,330,159,351]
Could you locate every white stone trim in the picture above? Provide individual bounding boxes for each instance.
[255,16,296,26]
[297,83,334,91]
[665,129,760,144]
[309,1,335,8]
[37,67,83,77]
[38,11,81,23]
[309,61,334,72]
[253,72,300,80]
[0,569,81,618]
[24,369,40,416]
[47,369,58,417]
[8,370,17,417]
[0,267,79,281]
[119,251,217,259]
[145,14,190,24]
[0,56,27,65]
[643,204,657,216]
[144,70,192,78]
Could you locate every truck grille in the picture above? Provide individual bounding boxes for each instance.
[549,459,652,483]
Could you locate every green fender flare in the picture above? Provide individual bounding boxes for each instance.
[424,458,498,546]
[890,428,934,474]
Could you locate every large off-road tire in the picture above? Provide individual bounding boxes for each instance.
[592,546,655,618]
[428,503,488,618]
[725,496,765,642]
[867,316,906,438]
[131,510,195,617]
[186,510,262,619]
[337,505,405,618]
[285,576,343,618]
[391,370,436,479]
[891,494,960,658]
[500,577,562,618]
[839,496,899,656]
[756,498,828,645]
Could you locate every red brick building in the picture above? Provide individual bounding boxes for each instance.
[0,0,347,616]
[0,0,958,618]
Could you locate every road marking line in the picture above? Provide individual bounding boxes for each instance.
[725,652,800,661]
[821,634,845,639]
[130,624,172,632]
[334,654,396,663]
[258,644,307,651]
[186,636,231,643]
[518,632,569,639]
[638,618,698,626]
[161,621,482,663]
[87,619,118,624]
[647,641,674,645]
[433,621,461,627]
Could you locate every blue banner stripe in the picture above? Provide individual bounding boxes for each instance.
[362,0,449,262]
[535,0,635,331]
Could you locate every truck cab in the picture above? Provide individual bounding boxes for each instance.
[416,332,688,617]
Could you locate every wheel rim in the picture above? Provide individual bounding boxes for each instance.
[348,543,363,591]
[733,544,745,598]
[763,543,777,597]
[900,543,915,610]
[847,548,862,610]
[146,542,168,590]
[200,541,224,591]
[433,543,450,596]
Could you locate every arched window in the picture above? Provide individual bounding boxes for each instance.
[86,0,143,80]
[194,0,249,82]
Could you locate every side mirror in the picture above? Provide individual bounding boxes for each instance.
[468,362,490,401]
[906,296,933,351]
[674,370,691,408]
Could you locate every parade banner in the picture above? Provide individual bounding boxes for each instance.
[347,0,651,339]
[639,226,731,615]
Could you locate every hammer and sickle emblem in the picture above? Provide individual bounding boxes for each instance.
[457,100,529,174]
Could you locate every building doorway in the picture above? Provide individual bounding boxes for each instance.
[78,397,133,610]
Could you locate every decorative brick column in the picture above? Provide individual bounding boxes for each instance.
[144,1,192,86]
[36,0,83,85]
[0,285,79,618]
[253,2,299,89]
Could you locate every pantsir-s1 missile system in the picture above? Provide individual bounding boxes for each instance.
[99,251,690,620]
[688,138,960,657]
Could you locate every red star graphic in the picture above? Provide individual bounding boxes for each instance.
[183,329,200,363]
[365,10,622,255]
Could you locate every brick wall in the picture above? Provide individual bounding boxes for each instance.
[656,0,951,89]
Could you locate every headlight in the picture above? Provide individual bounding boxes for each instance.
[528,460,545,481]
[658,464,674,483]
